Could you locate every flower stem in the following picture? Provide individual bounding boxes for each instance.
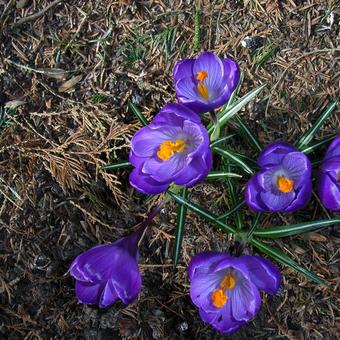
[209,110,220,141]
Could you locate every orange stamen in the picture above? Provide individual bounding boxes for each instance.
[211,289,228,308]
[196,70,208,82]
[157,139,186,161]
[197,83,209,100]
[220,273,236,290]
[277,176,294,193]
[337,171,340,182]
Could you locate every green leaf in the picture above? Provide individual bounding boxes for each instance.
[207,84,266,134]
[301,134,337,155]
[173,187,188,266]
[224,161,243,230]
[247,212,262,238]
[207,171,242,180]
[295,100,338,149]
[168,191,236,234]
[102,161,131,170]
[253,218,340,238]
[213,147,255,175]
[217,200,245,220]
[234,115,263,153]
[251,239,330,287]
[209,134,236,148]
[128,100,148,126]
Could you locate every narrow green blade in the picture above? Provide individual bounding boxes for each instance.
[234,115,263,153]
[213,147,255,175]
[209,134,236,148]
[253,218,340,238]
[301,134,337,155]
[173,187,188,266]
[168,191,236,234]
[207,84,266,134]
[102,161,131,170]
[217,200,245,220]
[295,100,338,149]
[251,239,329,287]
[207,171,242,180]
[128,100,148,126]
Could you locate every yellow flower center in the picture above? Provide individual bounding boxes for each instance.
[277,176,294,193]
[211,289,228,308]
[338,171,340,182]
[210,273,236,309]
[196,70,209,100]
[157,139,186,161]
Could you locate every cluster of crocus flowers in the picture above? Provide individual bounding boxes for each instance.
[129,103,212,194]
[174,51,240,114]
[188,252,281,334]
[69,227,144,308]
[318,135,340,211]
[245,142,312,212]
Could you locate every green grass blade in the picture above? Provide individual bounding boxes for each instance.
[209,134,236,148]
[295,100,338,149]
[102,161,131,170]
[213,147,255,175]
[247,212,262,238]
[253,218,340,238]
[128,100,148,126]
[207,84,266,134]
[301,134,337,155]
[234,115,263,153]
[168,191,236,234]
[173,187,188,266]
[207,171,242,180]
[251,239,329,287]
[217,200,245,220]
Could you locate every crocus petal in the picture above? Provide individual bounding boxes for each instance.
[318,172,340,211]
[258,142,297,168]
[282,152,311,186]
[188,252,229,280]
[76,281,101,305]
[241,255,281,295]
[99,280,119,308]
[153,103,201,126]
[230,281,261,322]
[211,298,246,334]
[285,181,312,212]
[222,57,240,89]
[173,59,195,84]
[324,135,340,159]
[176,76,202,103]
[193,52,224,90]
[244,176,267,212]
[260,190,295,212]
[129,168,169,195]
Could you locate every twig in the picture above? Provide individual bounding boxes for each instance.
[12,0,64,27]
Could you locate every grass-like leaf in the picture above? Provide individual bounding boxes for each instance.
[102,161,131,170]
[217,200,245,221]
[207,84,266,134]
[209,134,236,148]
[213,147,255,175]
[173,187,188,266]
[251,239,329,287]
[168,191,236,234]
[234,115,263,153]
[300,134,337,155]
[207,171,242,180]
[128,100,148,126]
[295,100,338,149]
[253,218,340,238]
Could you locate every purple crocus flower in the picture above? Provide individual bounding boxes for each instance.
[245,142,312,212]
[318,135,340,211]
[173,51,240,114]
[188,252,281,334]
[69,228,143,308]
[129,103,212,195]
